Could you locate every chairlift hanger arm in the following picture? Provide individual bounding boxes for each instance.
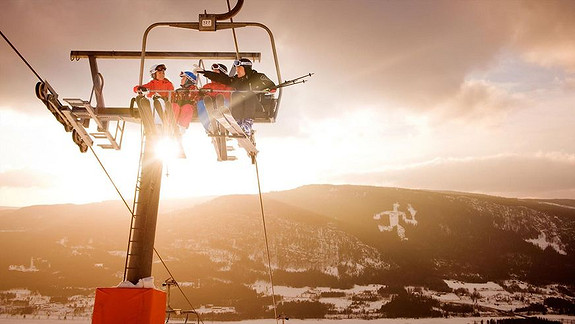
[204,0,244,21]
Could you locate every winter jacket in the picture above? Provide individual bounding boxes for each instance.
[202,69,275,93]
[201,81,234,100]
[133,78,174,98]
[173,85,199,106]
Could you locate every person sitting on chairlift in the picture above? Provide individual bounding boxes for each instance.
[172,71,199,131]
[196,63,234,132]
[201,63,234,101]
[199,58,275,136]
[134,64,174,101]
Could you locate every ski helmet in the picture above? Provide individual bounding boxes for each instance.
[180,71,197,84]
[149,64,166,77]
[211,63,228,74]
[234,58,252,73]
[233,58,252,67]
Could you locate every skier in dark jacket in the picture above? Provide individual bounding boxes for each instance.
[199,58,275,136]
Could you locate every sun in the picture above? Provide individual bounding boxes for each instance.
[154,136,184,162]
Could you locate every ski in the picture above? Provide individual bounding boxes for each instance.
[214,94,258,156]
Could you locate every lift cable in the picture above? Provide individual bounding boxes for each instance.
[253,157,279,323]
[2,30,201,320]
[153,246,204,324]
[213,4,279,319]
[88,145,134,215]
[1,30,43,82]
[1,30,135,216]
[210,6,279,318]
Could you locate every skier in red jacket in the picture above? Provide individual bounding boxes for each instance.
[172,71,199,130]
[201,63,234,100]
[196,63,234,132]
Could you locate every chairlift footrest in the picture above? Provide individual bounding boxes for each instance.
[63,98,88,108]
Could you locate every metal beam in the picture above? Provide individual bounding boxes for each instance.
[71,51,261,61]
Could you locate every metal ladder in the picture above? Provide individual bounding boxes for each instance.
[123,131,146,280]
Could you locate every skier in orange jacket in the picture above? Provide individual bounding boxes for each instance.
[134,64,174,100]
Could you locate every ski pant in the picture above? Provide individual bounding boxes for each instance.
[231,92,260,122]
[197,97,230,132]
[172,103,195,128]
[196,100,210,132]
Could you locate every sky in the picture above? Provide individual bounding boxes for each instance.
[1,0,575,207]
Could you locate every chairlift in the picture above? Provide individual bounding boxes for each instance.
[35,0,283,161]
[8,2,300,321]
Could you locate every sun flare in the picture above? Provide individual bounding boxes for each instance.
[154,136,184,162]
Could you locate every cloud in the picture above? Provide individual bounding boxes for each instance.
[510,1,575,72]
[0,169,56,188]
[276,1,575,123]
[4,0,574,121]
[335,152,575,199]
[436,80,526,124]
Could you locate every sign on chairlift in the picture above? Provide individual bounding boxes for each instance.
[199,14,216,31]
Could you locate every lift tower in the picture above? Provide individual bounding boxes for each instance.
[27,0,286,321]
[125,126,163,284]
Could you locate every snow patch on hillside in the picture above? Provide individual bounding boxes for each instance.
[526,232,567,255]
[8,257,39,272]
[444,280,504,292]
[373,202,418,240]
[462,197,569,256]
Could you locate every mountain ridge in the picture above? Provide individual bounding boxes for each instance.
[1,184,574,295]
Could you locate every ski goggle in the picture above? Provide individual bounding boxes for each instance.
[233,59,252,67]
[211,63,227,73]
[155,64,166,71]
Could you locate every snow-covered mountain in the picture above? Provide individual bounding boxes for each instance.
[1,185,574,298]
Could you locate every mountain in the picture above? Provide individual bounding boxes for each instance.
[266,185,575,285]
[1,185,574,305]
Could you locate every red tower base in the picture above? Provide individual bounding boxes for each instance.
[92,288,166,324]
